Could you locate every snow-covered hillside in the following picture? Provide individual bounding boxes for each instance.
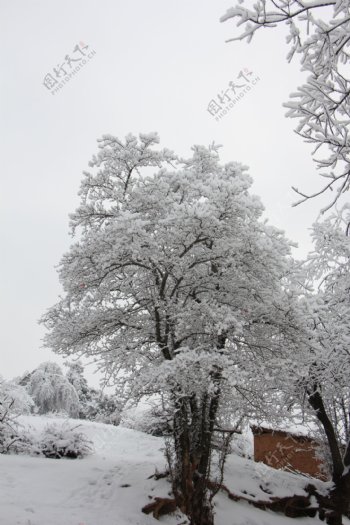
[0,415,348,525]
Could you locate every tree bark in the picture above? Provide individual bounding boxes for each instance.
[170,331,225,524]
[172,389,220,525]
[308,384,350,524]
[308,385,344,482]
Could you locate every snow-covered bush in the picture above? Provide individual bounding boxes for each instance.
[0,415,93,459]
[121,403,172,437]
[65,361,122,424]
[0,402,19,454]
[12,426,41,456]
[65,361,91,419]
[1,380,34,415]
[230,431,253,459]
[39,422,93,459]
[27,362,80,417]
[89,393,122,426]
[0,377,34,454]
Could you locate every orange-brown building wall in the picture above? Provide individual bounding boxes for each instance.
[254,431,327,480]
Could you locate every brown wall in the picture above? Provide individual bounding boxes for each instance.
[254,430,327,480]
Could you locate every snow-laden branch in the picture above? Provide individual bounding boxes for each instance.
[222,0,350,211]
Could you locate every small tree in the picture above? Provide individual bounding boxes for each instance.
[64,361,91,419]
[65,361,121,424]
[28,362,79,417]
[65,362,89,398]
[41,133,300,524]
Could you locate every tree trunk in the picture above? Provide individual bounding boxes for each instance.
[318,471,350,525]
[323,438,350,525]
[172,390,220,525]
[170,333,225,525]
[308,384,350,524]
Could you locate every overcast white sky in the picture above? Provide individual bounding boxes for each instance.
[0,0,328,386]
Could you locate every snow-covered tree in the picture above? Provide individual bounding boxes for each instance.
[65,361,121,424]
[41,133,301,525]
[28,362,79,417]
[64,361,90,419]
[221,0,350,212]
[252,211,350,524]
[221,5,350,520]
[298,214,350,524]
[65,361,88,397]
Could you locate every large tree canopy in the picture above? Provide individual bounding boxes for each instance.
[41,133,299,404]
[41,133,301,524]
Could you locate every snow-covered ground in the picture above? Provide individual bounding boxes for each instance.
[0,415,348,525]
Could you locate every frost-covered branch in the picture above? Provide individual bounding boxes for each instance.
[221,0,350,211]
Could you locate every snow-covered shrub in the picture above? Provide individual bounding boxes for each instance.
[12,426,42,456]
[230,431,253,459]
[65,361,91,419]
[121,403,172,436]
[39,422,93,459]
[0,377,34,454]
[27,362,80,417]
[1,380,34,415]
[90,393,122,426]
[0,404,19,454]
[65,361,122,424]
